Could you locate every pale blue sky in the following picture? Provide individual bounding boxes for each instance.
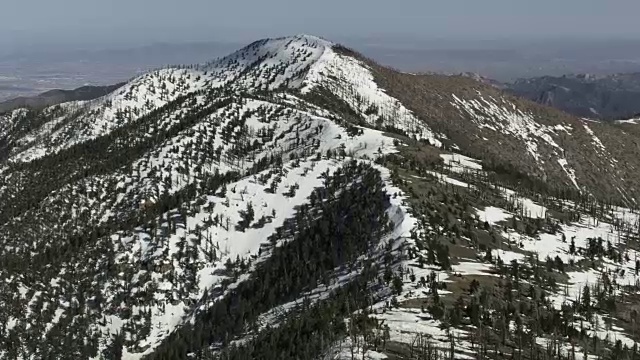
[2,0,639,50]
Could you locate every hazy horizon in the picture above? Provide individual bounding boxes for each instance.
[2,0,640,53]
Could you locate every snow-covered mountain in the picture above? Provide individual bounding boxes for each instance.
[2,35,640,360]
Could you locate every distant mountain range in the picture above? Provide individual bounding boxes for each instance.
[504,73,640,120]
[0,83,125,113]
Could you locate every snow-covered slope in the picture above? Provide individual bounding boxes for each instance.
[9,69,213,162]
[0,76,405,358]
[202,34,330,90]
[616,117,640,125]
[353,153,640,359]
[0,108,27,139]
[450,94,608,191]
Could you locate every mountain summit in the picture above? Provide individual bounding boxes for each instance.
[1,35,640,359]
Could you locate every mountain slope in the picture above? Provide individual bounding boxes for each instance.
[2,35,640,360]
[349,49,640,205]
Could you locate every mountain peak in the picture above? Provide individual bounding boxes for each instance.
[195,33,336,92]
[273,33,332,43]
[202,33,333,68]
